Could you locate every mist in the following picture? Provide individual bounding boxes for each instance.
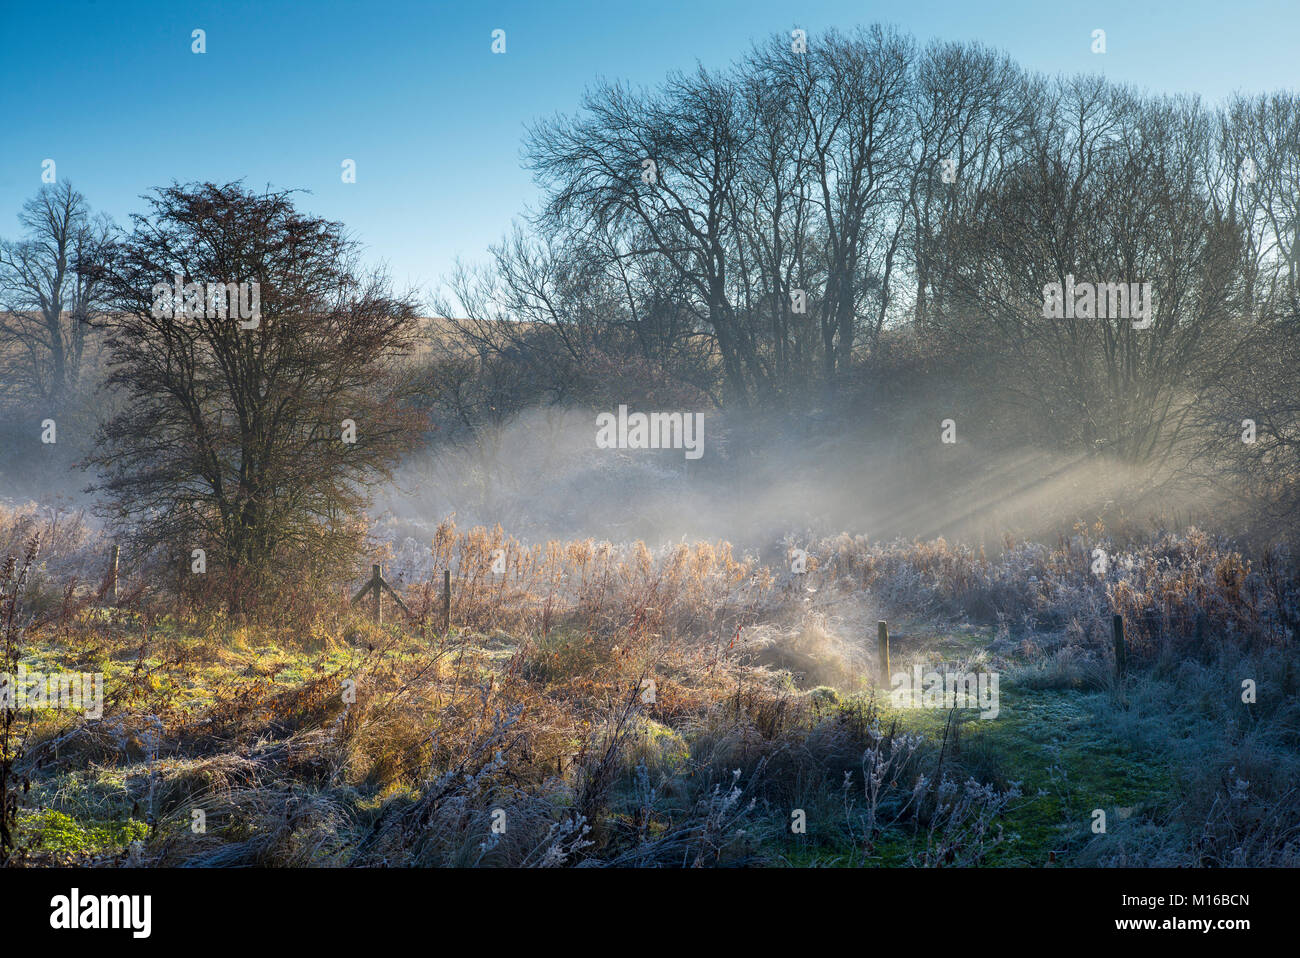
[373,400,1221,568]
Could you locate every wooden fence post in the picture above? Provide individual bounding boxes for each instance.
[1112,613,1127,676]
[443,570,451,635]
[877,620,891,687]
[351,563,412,625]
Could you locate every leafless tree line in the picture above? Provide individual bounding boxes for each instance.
[3,26,1299,531]
[432,26,1299,523]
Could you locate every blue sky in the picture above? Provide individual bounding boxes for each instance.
[2,0,1296,303]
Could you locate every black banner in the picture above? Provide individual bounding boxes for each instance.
[1,867,1277,945]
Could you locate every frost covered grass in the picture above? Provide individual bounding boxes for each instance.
[2,519,1297,866]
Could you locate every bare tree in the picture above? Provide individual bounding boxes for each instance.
[905,40,1032,332]
[765,26,916,395]
[526,67,762,404]
[1192,93,1300,522]
[935,79,1244,462]
[0,182,113,405]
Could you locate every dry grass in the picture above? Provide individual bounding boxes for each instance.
[3,518,1297,866]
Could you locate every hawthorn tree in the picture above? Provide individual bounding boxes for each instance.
[86,182,426,607]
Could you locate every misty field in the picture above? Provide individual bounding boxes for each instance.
[3,504,1296,867]
[4,17,1300,878]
